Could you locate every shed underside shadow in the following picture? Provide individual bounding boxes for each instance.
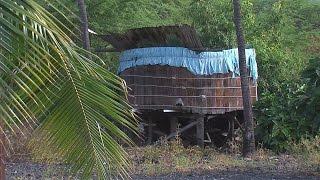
[130,110,244,147]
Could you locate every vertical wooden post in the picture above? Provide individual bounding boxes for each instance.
[146,117,153,145]
[230,115,235,140]
[196,116,204,148]
[170,117,178,134]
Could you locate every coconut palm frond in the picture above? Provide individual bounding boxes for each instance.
[0,0,137,178]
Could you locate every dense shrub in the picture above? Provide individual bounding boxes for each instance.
[255,57,320,152]
[255,82,307,152]
[297,57,320,134]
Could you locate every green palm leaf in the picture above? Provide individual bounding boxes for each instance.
[0,0,138,179]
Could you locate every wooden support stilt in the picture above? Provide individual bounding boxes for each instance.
[230,115,235,140]
[147,117,153,145]
[235,116,244,132]
[196,116,205,147]
[170,117,178,134]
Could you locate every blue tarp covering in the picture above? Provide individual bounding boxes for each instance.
[118,47,258,80]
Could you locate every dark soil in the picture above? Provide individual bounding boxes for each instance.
[6,162,320,180]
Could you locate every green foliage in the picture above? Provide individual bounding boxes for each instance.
[189,0,317,86]
[250,0,319,87]
[255,82,308,151]
[87,0,191,33]
[297,57,320,133]
[50,0,191,38]
[190,0,255,49]
[253,0,320,151]
[255,57,320,152]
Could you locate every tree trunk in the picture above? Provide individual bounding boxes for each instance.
[0,117,5,179]
[76,0,90,50]
[232,0,255,157]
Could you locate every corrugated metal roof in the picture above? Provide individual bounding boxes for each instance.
[98,24,204,51]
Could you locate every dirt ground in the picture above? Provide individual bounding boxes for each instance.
[6,162,320,180]
[5,137,320,179]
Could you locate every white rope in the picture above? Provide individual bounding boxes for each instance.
[128,94,257,98]
[132,104,243,109]
[121,74,243,80]
[127,84,257,90]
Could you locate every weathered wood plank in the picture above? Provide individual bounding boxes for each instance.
[121,65,258,114]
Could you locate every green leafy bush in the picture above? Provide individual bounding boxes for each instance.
[255,82,307,152]
[297,57,320,133]
[255,57,320,152]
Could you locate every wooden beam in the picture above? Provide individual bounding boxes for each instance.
[170,117,178,134]
[196,116,205,147]
[146,118,153,145]
[159,120,199,143]
[153,130,166,136]
[94,47,118,52]
[226,113,236,140]
[234,116,244,132]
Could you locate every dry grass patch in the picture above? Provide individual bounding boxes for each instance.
[289,136,320,174]
[128,137,320,176]
[8,132,320,177]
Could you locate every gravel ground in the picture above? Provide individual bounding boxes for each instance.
[6,162,320,180]
[6,163,75,179]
